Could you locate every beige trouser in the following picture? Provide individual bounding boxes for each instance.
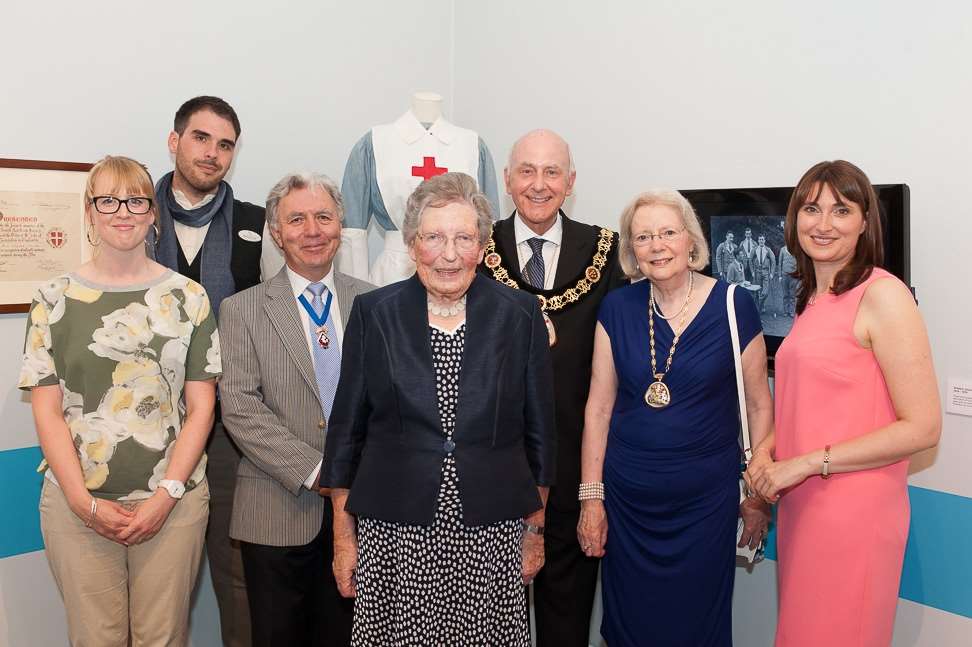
[39,478,209,647]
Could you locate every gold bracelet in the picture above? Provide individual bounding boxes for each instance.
[821,445,832,479]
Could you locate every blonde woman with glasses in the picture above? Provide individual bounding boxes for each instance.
[19,156,220,646]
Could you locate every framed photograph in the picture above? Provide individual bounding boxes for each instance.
[0,158,94,313]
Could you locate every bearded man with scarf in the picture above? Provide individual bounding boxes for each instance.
[152,95,278,647]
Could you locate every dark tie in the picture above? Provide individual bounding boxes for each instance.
[306,282,341,420]
[524,238,546,288]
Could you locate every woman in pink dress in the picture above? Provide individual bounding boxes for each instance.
[745,160,941,646]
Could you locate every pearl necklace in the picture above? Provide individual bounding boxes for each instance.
[427,295,467,318]
[651,271,695,320]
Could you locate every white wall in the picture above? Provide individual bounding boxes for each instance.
[2,1,970,645]
[0,2,453,645]
[453,1,972,644]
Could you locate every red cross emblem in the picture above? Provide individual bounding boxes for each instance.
[411,156,448,181]
[47,228,66,249]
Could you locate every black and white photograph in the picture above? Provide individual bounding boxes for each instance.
[708,215,797,338]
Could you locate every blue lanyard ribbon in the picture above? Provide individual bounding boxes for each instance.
[298,290,333,328]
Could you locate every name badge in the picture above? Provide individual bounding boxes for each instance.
[238,229,262,242]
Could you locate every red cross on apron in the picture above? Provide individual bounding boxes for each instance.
[411,156,448,181]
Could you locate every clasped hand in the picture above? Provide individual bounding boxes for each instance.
[744,450,812,503]
[81,491,178,546]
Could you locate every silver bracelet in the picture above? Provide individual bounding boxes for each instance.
[578,482,605,501]
[84,497,98,528]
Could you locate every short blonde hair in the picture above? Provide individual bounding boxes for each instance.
[617,189,709,280]
[84,155,158,226]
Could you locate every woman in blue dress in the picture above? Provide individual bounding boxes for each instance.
[577,190,773,646]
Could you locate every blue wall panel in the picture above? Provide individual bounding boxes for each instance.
[0,446,44,558]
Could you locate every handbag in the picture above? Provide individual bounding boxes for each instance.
[728,283,765,564]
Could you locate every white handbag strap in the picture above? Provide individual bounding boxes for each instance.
[727,284,751,460]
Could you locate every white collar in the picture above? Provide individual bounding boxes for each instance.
[285,265,337,300]
[514,211,563,247]
[172,188,216,210]
[393,110,458,145]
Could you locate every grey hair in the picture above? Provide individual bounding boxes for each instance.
[401,172,493,246]
[506,128,575,175]
[266,172,343,229]
[617,189,710,280]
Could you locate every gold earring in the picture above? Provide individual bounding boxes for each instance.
[85,221,101,246]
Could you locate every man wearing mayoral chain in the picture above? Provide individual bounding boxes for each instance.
[479,129,626,646]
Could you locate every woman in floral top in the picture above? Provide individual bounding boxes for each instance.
[19,156,221,646]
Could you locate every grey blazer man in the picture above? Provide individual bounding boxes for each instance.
[219,266,372,546]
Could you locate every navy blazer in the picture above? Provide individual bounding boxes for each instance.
[321,273,556,526]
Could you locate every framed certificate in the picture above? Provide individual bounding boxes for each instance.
[0,158,94,313]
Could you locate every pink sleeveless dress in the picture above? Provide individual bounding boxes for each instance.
[773,268,908,646]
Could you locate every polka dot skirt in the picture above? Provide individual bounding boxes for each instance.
[353,324,529,646]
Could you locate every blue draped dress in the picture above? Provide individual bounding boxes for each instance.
[598,279,760,646]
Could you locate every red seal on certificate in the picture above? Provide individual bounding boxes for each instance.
[46,228,66,249]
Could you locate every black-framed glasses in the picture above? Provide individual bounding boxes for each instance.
[91,195,153,215]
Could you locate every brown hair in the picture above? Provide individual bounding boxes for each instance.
[784,160,884,314]
[174,96,241,138]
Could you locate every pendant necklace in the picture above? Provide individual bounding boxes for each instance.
[645,272,694,409]
[298,290,334,349]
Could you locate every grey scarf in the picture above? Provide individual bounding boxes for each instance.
[152,172,236,317]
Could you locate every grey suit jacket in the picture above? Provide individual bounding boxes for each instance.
[219,266,374,546]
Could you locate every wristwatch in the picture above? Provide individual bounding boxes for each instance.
[523,523,545,536]
[157,479,186,499]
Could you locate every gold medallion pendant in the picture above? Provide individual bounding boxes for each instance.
[645,272,695,410]
[644,378,671,409]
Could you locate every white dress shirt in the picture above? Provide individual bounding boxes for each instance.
[284,264,345,489]
[171,189,215,265]
[514,212,563,290]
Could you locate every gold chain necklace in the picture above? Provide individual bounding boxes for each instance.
[645,271,694,409]
[483,226,614,346]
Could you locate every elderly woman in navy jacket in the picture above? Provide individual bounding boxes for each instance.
[321,171,555,646]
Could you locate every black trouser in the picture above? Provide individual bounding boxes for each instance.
[205,421,251,647]
[240,499,354,646]
[533,504,601,647]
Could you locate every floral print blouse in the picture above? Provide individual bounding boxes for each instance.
[18,270,221,501]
